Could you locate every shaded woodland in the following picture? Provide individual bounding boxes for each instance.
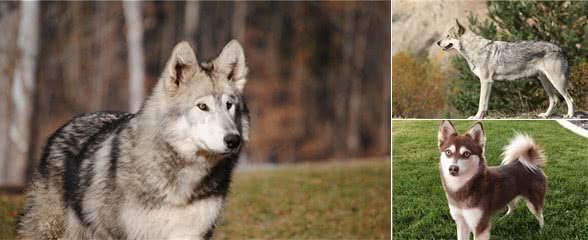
[0,1,391,186]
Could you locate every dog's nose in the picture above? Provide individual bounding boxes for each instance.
[449,165,459,176]
[224,134,241,149]
[437,40,441,46]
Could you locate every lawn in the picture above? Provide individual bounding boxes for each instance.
[392,120,588,239]
[0,159,390,239]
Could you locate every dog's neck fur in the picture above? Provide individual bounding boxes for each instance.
[441,154,489,206]
[458,32,494,73]
[122,87,236,207]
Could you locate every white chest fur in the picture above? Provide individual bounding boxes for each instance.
[449,204,483,230]
[121,197,224,240]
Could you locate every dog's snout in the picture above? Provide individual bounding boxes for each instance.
[449,165,459,176]
[224,134,241,149]
[437,40,441,46]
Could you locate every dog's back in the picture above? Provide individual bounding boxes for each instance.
[18,112,133,239]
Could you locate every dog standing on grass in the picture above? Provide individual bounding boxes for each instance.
[17,40,250,240]
[437,19,575,119]
[438,120,547,240]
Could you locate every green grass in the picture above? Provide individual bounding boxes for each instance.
[216,160,391,239]
[392,120,588,239]
[0,194,23,238]
[0,159,390,239]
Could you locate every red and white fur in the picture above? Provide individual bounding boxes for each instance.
[438,121,547,240]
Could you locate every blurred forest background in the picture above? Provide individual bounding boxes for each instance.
[392,0,588,118]
[0,1,391,187]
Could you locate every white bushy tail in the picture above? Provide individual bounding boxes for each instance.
[501,134,546,172]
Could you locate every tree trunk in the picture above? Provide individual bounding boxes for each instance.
[334,2,355,157]
[232,1,247,42]
[183,1,200,46]
[6,0,39,185]
[346,6,370,156]
[123,1,145,113]
[0,2,20,185]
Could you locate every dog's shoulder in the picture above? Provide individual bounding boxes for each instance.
[38,111,133,178]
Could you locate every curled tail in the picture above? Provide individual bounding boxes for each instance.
[501,134,546,172]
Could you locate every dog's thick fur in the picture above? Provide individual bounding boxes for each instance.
[438,121,547,240]
[437,19,575,119]
[17,40,250,240]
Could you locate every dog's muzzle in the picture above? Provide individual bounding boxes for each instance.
[442,43,453,51]
[449,165,459,176]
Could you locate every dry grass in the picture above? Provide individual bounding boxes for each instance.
[0,159,391,239]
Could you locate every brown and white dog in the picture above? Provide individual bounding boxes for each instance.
[438,120,547,240]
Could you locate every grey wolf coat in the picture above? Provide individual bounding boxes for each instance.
[437,19,575,119]
[17,40,251,240]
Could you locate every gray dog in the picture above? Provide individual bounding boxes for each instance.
[18,40,250,239]
[438,19,575,119]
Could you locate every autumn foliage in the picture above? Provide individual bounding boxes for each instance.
[392,52,447,118]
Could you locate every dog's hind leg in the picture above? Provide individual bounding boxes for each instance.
[542,62,575,118]
[537,74,559,118]
[524,198,544,228]
[524,188,545,228]
[505,197,518,216]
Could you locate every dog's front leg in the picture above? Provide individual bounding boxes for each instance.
[450,205,470,240]
[456,217,470,240]
[470,80,493,119]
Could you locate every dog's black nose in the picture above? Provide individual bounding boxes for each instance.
[437,40,441,46]
[224,134,241,149]
[449,165,459,176]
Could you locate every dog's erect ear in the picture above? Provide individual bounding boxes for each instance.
[466,122,485,146]
[439,120,457,150]
[162,41,198,95]
[215,40,248,92]
[455,19,466,36]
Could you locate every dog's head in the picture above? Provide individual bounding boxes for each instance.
[437,19,466,51]
[149,40,250,158]
[438,121,485,178]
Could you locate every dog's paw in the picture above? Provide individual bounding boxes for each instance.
[537,112,550,118]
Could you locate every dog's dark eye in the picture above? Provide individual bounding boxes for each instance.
[445,150,451,156]
[197,103,208,111]
[226,102,233,110]
[463,152,470,158]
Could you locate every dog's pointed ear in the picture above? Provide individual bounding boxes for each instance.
[466,122,485,146]
[455,18,466,36]
[439,120,457,150]
[215,40,248,92]
[162,41,198,95]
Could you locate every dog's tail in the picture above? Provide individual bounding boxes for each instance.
[501,134,546,172]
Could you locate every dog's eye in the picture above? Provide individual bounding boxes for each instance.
[226,102,233,110]
[445,150,452,156]
[463,152,471,158]
[197,103,208,111]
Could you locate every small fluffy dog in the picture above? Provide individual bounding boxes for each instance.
[438,120,547,240]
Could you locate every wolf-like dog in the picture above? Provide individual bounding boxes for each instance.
[438,121,547,240]
[437,19,575,119]
[17,40,250,240]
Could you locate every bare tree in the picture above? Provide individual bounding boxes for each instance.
[123,1,145,112]
[346,6,370,156]
[6,0,39,185]
[334,2,356,157]
[0,3,20,185]
[184,0,200,45]
[232,1,247,42]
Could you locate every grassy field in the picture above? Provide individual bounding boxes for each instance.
[0,159,390,239]
[392,120,588,239]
